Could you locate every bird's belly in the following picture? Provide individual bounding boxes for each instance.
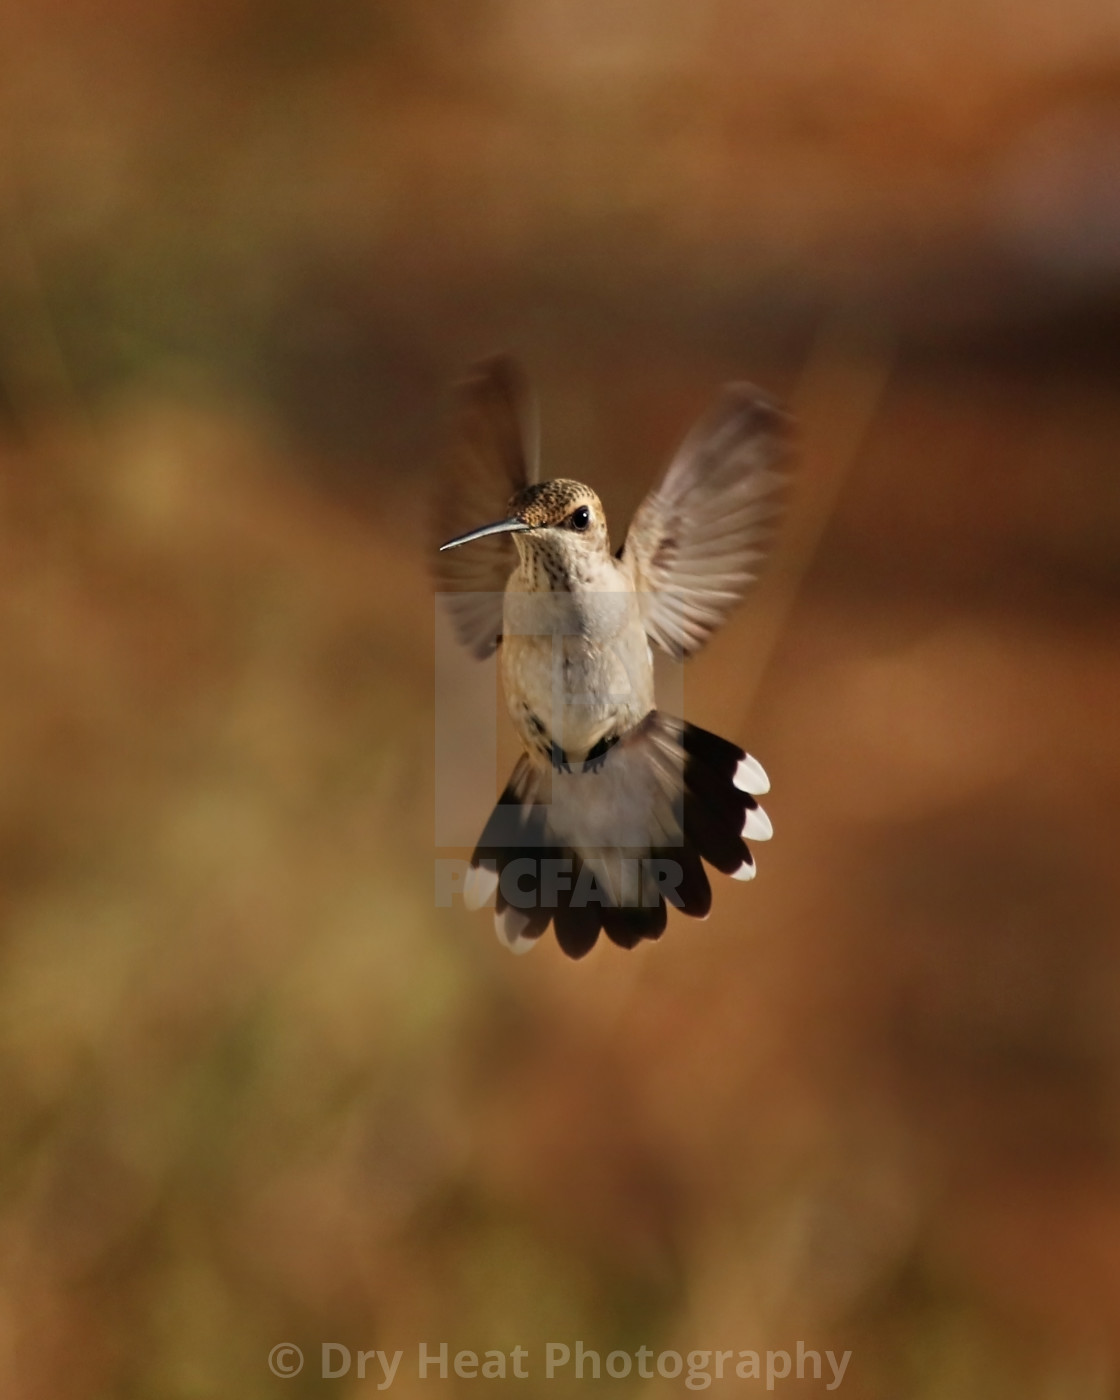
[502,627,652,762]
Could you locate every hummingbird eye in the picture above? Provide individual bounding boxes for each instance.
[568,505,591,531]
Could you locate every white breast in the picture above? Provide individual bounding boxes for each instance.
[501,587,653,760]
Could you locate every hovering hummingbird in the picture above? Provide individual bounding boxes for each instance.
[436,357,791,959]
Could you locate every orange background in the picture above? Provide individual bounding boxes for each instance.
[1,2,1119,1395]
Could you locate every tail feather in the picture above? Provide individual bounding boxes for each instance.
[684,792,748,875]
[553,890,603,959]
[468,712,768,958]
[667,842,713,919]
[602,899,667,949]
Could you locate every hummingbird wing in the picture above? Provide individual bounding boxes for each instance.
[434,356,538,659]
[620,385,792,660]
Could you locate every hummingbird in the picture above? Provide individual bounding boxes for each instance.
[436,357,791,959]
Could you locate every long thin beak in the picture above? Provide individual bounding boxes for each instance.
[439,518,531,551]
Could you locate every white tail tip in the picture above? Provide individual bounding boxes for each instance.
[464,863,499,910]
[731,855,757,881]
[741,804,773,841]
[494,905,539,954]
[734,754,770,795]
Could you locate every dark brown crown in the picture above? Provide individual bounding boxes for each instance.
[507,478,598,527]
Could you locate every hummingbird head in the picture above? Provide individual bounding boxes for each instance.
[439,478,610,580]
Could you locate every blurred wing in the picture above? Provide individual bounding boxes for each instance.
[621,385,792,659]
[433,356,538,659]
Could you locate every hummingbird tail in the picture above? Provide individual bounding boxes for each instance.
[466,713,771,960]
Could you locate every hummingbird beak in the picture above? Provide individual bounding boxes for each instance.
[439,517,531,551]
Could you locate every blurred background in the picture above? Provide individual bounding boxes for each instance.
[1,1,1119,1395]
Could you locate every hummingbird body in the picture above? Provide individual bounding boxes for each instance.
[436,359,791,958]
[501,500,652,768]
